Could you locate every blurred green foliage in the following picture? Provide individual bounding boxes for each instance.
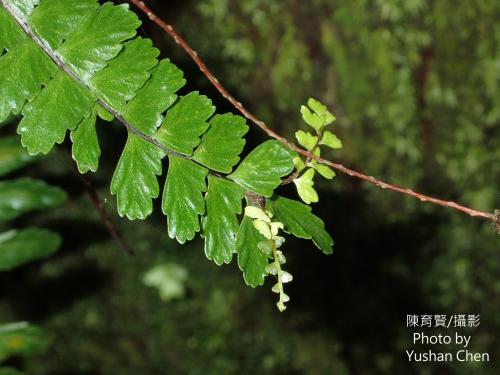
[0,323,49,363]
[0,0,499,374]
[0,127,63,373]
[143,262,188,302]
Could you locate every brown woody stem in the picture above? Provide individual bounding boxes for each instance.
[129,0,497,223]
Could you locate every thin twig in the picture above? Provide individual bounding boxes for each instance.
[129,0,497,223]
[1,0,495,224]
[78,172,135,255]
[494,210,500,233]
[65,148,134,255]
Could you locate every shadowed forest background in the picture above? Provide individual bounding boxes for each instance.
[1,0,499,374]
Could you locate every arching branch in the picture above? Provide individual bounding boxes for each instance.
[129,0,498,225]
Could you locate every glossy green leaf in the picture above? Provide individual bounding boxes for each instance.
[29,0,99,49]
[268,196,333,254]
[18,71,95,155]
[0,322,50,362]
[0,178,66,222]
[0,6,25,53]
[71,107,100,173]
[123,59,185,134]
[90,37,158,111]
[155,92,215,155]
[202,176,244,265]
[163,157,208,244]
[228,140,295,197]
[0,136,36,177]
[0,41,55,123]
[0,228,61,271]
[295,130,317,151]
[193,113,248,173]
[320,130,342,149]
[57,2,140,82]
[236,216,269,287]
[111,134,165,220]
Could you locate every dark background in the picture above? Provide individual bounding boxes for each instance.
[1,0,499,374]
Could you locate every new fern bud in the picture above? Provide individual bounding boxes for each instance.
[293,98,342,204]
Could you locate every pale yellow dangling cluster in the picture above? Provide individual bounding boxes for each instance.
[244,206,292,312]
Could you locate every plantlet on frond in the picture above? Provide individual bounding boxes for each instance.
[0,0,334,311]
[292,98,342,204]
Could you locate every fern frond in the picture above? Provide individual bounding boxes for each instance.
[0,0,334,305]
